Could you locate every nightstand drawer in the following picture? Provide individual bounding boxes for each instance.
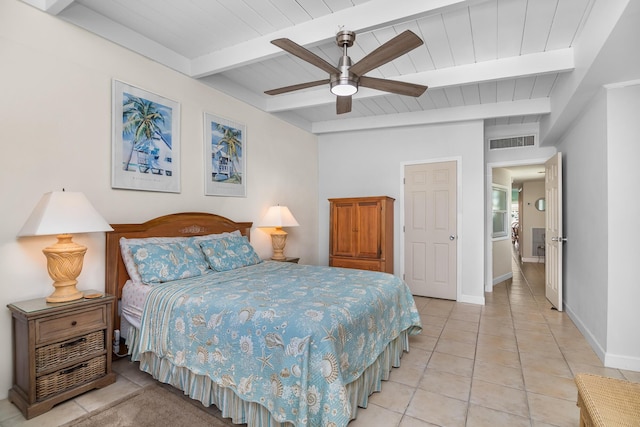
[36,306,107,345]
[36,331,105,373]
[36,355,106,401]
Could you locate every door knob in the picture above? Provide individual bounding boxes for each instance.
[550,236,567,242]
[449,235,456,241]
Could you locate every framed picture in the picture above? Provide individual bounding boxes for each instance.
[203,113,246,197]
[111,80,181,193]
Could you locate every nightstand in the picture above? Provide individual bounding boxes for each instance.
[271,257,300,263]
[7,291,116,419]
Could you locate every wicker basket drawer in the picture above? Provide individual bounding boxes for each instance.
[36,306,107,344]
[36,355,106,401]
[36,331,105,373]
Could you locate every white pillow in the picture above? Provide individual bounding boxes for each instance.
[119,231,241,285]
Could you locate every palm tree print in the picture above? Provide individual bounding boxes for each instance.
[212,123,242,183]
[121,94,171,172]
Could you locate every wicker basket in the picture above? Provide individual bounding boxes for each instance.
[36,331,105,373]
[575,373,640,426]
[36,355,106,401]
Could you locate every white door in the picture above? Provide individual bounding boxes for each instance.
[404,161,457,299]
[545,153,564,310]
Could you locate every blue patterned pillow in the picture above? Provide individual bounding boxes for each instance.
[130,241,210,284]
[182,237,211,269]
[120,233,239,285]
[199,236,262,271]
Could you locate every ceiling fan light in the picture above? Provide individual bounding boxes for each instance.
[330,80,358,96]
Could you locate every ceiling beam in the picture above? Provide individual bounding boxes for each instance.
[264,49,574,112]
[19,0,75,14]
[190,0,467,77]
[57,3,191,75]
[311,98,551,134]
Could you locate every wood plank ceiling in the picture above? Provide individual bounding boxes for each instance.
[24,0,600,136]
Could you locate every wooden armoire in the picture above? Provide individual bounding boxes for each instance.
[328,196,394,273]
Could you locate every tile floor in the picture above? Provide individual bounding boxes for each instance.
[2,258,639,426]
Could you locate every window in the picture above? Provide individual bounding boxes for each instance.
[492,186,508,238]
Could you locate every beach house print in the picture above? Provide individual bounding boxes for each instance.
[210,122,242,184]
[121,93,173,176]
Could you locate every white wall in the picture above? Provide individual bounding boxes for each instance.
[558,89,609,361]
[491,168,513,284]
[0,0,319,400]
[559,82,640,372]
[605,82,640,369]
[318,121,486,304]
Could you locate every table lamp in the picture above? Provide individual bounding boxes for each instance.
[18,191,113,303]
[257,205,299,260]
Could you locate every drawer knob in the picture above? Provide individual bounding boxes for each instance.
[71,321,77,326]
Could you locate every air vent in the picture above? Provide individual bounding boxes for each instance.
[489,135,535,150]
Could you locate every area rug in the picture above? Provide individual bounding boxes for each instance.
[62,383,238,427]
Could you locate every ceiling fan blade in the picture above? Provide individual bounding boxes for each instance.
[271,39,340,75]
[336,96,352,114]
[359,76,427,97]
[350,30,424,77]
[265,79,330,96]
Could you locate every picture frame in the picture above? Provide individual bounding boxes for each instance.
[111,80,181,193]
[203,112,246,197]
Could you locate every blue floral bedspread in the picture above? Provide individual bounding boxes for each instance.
[137,261,422,426]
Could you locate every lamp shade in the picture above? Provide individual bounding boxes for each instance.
[18,191,113,237]
[257,205,299,228]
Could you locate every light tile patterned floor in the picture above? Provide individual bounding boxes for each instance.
[2,259,639,426]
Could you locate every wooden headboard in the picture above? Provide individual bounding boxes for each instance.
[105,212,253,333]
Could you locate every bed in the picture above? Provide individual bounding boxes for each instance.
[105,212,422,427]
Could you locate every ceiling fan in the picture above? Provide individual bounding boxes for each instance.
[265,30,428,114]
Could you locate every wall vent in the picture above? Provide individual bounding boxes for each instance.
[489,135,535,150]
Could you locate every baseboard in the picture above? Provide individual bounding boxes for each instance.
[492,272,513,285]
[565,303,606,363]
[566,303,640,372]
[604,352,640,371]
[521,257,545,263]
[459,294,485,305]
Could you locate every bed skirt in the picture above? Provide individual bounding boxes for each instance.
[128,327,411,426]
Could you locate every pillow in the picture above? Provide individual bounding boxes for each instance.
[130,241,210,284]
[199,235,262,271]
[120,236,187,285]
[119,231,242,284]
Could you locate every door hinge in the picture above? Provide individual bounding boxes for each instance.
[403,225,405,232]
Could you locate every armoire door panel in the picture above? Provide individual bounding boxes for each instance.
[356,202,381,258]
[331,203,356,257]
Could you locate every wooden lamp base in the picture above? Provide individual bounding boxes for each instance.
[269,228,288,261]
[42,234,86,303]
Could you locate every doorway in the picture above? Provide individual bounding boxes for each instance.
[486,161,547,292]
[488,154,564,311]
